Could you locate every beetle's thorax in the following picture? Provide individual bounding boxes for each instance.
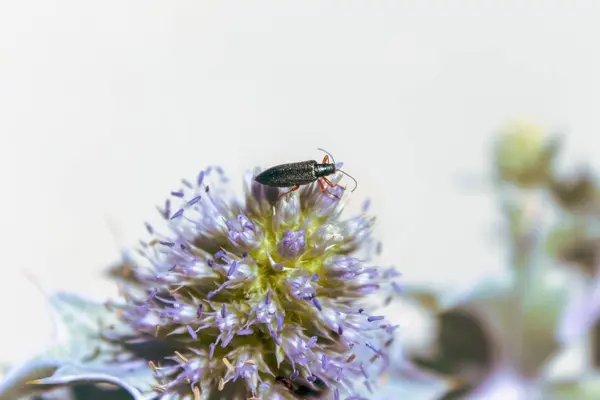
[314,163,335,178]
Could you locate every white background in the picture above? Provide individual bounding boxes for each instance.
[1,0,599,373]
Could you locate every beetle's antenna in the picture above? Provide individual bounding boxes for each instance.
[317,147,336,165]
[337,169,358,192]
[316,148,358,192]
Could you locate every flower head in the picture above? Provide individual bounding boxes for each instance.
[494,119,559,187]
[110,165,399,399]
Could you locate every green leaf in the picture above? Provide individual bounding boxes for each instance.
[550,377,600,399]
[519,269,571,376]
[0,360,64,400]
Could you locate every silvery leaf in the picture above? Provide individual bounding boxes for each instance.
[28,367,147,400]
[0,292,154,400]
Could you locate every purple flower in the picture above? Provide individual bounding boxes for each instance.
[277,229,306,259]
[109,166,400,399]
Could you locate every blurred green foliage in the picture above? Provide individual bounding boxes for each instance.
[398,120,600,399]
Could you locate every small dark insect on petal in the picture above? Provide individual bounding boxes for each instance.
[276,376,294,392]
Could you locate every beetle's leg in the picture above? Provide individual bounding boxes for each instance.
[319,178,341,199]
[277,185,301,200]
[321,176,346,191]
[321,176,335,188]
[318,179,327,192]
[322,154,329,164]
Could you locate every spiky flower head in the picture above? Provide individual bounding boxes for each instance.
[494,119,559,187]
[111,164,400,399]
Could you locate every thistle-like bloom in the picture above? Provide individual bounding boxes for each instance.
[110,166,400,399]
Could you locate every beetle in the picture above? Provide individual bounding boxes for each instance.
[254,148,358,199]
[275,375,328,398]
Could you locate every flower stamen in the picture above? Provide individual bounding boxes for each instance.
[174,351,189,364]
[223,357,235,372]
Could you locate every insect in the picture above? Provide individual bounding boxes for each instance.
[275,375,327,398]
[254,148,358,199]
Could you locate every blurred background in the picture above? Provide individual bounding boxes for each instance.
[2,1,600,399]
